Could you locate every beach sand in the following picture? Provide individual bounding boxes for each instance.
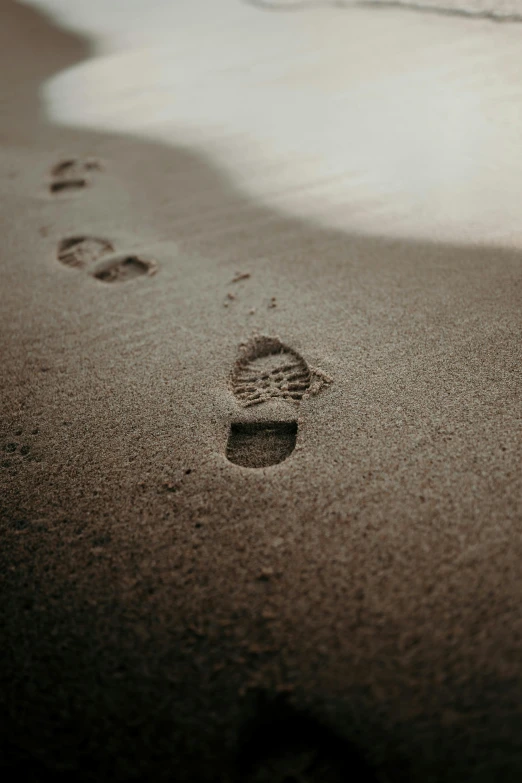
[1,1,521,781]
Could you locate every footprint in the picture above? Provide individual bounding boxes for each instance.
[56,238,157,284]
[226,421,298,469]
[1,426,40,470]
[48,157,102,195]
[226,335,331,468]
[232,336,312,407]
[57,236,114,269]
[91,254,157,283]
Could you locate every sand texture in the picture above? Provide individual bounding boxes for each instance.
[1,1,522,781]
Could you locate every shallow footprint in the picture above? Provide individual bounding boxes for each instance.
[57,236,114,269]
[91,254,157,283]
[226,336,330,468]
[49,157,102,195]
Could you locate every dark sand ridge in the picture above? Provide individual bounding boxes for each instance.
[1,1,521,781]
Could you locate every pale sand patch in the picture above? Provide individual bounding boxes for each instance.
[23,0,522,248]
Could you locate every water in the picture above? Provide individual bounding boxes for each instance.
[23,0,522,247]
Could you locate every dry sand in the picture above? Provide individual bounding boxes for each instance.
[1,1,522,781]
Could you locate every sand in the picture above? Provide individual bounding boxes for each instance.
[1,1,521,781]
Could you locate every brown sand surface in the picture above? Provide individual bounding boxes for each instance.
[1,1,522,781]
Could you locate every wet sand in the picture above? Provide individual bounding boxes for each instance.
[1,1,522,781]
